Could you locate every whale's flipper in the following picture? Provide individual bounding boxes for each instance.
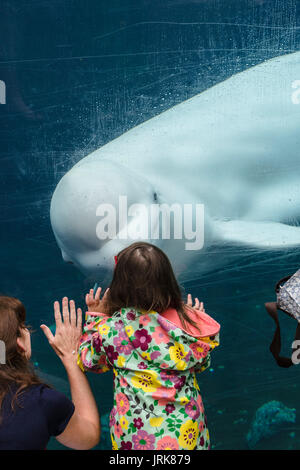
[215,220,300,248]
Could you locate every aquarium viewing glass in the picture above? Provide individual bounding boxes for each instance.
[1,0,300,450]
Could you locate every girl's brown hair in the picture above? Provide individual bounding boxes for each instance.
[0,296,44,421]
[106,242,201,334]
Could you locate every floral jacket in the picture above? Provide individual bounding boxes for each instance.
[77,307,220,451]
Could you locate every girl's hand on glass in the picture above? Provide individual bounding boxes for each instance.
[85,287,109,313]
[186,293,206,313]
[40,297,82,367]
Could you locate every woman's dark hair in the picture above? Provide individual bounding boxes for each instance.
[105,241,201,334]
[0,296,45,422]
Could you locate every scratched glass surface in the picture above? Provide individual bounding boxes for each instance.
[1,0,300,450]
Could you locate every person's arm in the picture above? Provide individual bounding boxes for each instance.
[185,294,220,373]
[193,352,212,373]
[41,297,100,450]
[56,360,100,449]
[77,287,113,374]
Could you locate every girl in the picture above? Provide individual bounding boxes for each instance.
[78,241,220,450]
[0,295,100,450]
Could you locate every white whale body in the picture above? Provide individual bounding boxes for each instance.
[50,52,300,281]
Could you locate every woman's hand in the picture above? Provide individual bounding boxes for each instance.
[40,297,82,367]
[186,293,206,313]
[86,286,109,313]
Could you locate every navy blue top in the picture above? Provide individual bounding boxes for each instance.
[0,383,75,450]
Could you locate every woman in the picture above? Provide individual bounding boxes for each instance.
[0,295,100,450]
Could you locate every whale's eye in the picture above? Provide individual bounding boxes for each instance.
[153,192,158,201]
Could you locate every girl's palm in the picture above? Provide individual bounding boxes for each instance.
[86,287,109,313]
[186,293,206,313]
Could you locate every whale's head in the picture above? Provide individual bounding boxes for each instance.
[50,159,161,278]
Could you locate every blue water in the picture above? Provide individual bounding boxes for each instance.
[1,0,300,450]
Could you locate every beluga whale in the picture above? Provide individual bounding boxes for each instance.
[50,51,300,282]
